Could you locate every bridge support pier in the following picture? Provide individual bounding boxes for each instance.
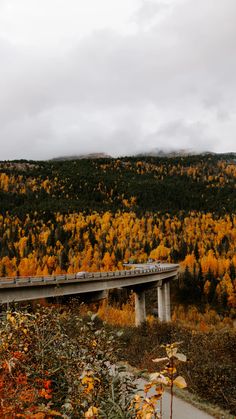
[134,288,146,327]
[164,282,171,321]
[157,285,165,321]
[134,280,171,326]
[157,281,171,322]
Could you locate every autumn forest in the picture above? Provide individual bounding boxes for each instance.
[0,153,236,314]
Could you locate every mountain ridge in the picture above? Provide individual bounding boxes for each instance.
[50,150,236,161]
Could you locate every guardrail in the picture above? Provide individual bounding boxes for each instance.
[0,265,178,287]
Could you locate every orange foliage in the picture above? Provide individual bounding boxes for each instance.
[97,299,135,327]
[172,305,234,330]
[0,211,235,310]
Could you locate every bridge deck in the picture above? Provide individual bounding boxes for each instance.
[0,264,178,288]
[0,264,179,305]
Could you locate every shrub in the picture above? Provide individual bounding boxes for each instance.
[0,305,121,417]
[119,321,236,415]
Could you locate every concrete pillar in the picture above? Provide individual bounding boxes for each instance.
[157,286,165,321]
[164,282,171,321]
[157,281,171,322]
[134,289,146,326]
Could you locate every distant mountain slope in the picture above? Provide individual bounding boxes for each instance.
[51,152,111,161]
[136,148,200,157]
[0,153,235,215]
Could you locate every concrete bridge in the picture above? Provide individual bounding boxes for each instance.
[0,263,179,326]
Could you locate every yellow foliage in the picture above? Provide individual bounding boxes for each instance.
[0,210,235,310]
[97,300,135,327]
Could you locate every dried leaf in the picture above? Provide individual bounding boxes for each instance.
[152,357,168,363]
[166,347,178,358]
[173,375,187,389]
[175,352,187,362]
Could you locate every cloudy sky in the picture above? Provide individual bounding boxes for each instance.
[0,0,236,160]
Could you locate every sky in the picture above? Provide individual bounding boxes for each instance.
[0,0,236,160]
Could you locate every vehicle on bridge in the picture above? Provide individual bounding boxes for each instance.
[123,261,161,270]
[75,271,88,279]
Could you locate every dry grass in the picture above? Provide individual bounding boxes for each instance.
[97,299,135,326]
[172,304,234,331]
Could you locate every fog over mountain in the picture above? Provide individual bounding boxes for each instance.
[0,0,236,160]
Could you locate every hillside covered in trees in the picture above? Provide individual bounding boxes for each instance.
[0,153,236,314]
[0,153,236,215]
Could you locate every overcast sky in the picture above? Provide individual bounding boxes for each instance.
[0,0,236,160]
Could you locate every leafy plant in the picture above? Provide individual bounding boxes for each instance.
[131,342,187,419]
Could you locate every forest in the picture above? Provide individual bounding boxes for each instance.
[0,153,236,215]
[0,153,236,314]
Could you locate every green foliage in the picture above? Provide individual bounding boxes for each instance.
[100,367,137,418]
[0,154,236,215]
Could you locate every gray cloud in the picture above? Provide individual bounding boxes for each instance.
[133,0,171,27]
[0,0,236,160]
[144,120,216,152]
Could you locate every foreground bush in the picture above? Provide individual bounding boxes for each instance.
[0,304,190,418]
[0,305,123,417]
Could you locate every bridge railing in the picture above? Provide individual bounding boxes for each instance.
[0,265,178,287]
